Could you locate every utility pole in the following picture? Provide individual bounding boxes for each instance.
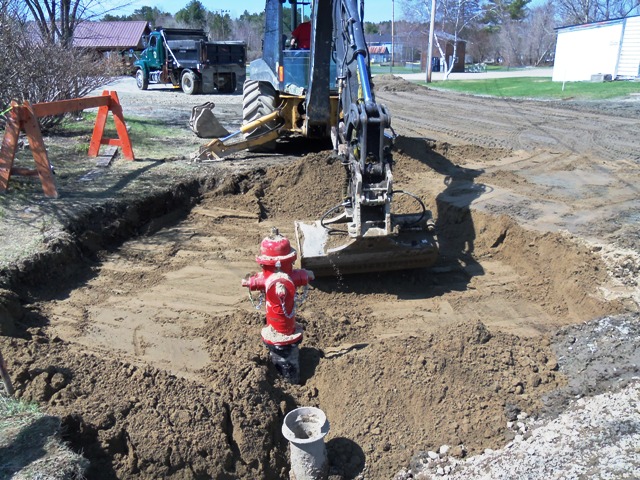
[213,9,230,39]
[426,0,436,83]
[391,0,395,72]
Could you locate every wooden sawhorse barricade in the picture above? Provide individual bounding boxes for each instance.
[0,90,134,199]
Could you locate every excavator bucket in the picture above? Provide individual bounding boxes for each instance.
[193,110,282,161]
[294,215,438,277]
[189,102,231,139]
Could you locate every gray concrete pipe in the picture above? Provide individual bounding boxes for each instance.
[282,407,330,480]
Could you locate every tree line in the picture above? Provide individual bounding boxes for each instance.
[399,0,639,70]
[1,0,638,122]
[103,1,306,62]
[104,0,639,68]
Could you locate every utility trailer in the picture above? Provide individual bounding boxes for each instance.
[134,27,246,94]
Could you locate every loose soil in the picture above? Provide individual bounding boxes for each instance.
[1,76,638,479]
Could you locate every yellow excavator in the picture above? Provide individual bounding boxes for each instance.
[196,0,438,276]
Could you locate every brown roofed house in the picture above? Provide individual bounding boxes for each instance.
[72,21,151,67]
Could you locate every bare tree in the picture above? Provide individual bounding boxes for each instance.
[231,10,265,61]
[402,0,483,78]
[465,27,498,63]
[25,0,94,46]
[207,11,233,40]
[103,6,169,28]
[25,0,136,45]
[496,17,526,66]
[396,20,425,62]
[478,0,533,67]
[556,0,640,24]
[525,1,556,66]
[1,0,119,130]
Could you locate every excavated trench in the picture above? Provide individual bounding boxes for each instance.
[1,138,624,479]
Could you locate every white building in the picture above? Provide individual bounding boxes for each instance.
[552,15,640,81]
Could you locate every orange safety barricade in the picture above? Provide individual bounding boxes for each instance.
[0,90,134,199]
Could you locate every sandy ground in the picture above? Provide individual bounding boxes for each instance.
[1,75,639,479]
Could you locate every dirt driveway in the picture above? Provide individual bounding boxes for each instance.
[1,76,639,479]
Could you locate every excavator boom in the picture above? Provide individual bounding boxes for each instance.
[295,0,438,275]
[195,0,438,276]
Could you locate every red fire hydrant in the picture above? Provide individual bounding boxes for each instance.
[242,228,314,383]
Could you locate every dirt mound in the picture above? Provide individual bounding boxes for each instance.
[311,320,562,478]
[2,81,634,480]
[394,136,513,169]
[188,301,566,479]
[209,152,345,222]
[396,314,640,479]
[5,330,287,479]
[374,75,426,93]
[2,140,620,479]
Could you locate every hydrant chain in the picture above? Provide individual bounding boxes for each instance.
[295,284,309,309]
[278,283,310,319]
[279,296,297,319]
[248,290,264,310]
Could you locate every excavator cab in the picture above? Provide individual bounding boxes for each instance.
[244,0,338,138]
[196,0,438,276]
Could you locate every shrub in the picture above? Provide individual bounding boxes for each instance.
[0,1,120,131]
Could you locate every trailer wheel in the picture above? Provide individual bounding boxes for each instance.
[135,69,148,90]
[242,80,278,138]
[181,70,201,95]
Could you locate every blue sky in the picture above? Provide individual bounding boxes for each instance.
[103,0,398,23]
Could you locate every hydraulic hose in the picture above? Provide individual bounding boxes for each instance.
[320,201,351,235]
[391,190,427,227]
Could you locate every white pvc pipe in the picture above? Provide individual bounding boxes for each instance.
[282,407,330,480]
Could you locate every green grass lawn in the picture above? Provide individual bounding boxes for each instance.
[57,112,201,160]
[422,77,640,100]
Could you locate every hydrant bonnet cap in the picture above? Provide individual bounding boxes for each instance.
[258,231,297,263]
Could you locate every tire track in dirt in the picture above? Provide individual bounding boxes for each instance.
[381,91,638,163]
[383,88,640,259]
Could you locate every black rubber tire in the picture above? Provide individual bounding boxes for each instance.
[242,80,278,137]
[181,70,201,95]
[135,69,148,90]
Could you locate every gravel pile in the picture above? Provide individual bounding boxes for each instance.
[396,383,640,479]
[395,314,640,479]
